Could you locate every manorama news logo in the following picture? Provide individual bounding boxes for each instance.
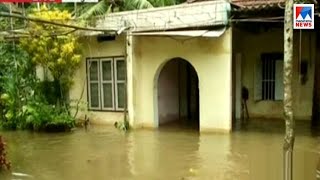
[294,4,314,29]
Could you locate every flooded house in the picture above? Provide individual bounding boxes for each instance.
[232,0,319,123]
[69,0,320,132]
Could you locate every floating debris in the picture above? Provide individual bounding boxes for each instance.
[12,172,33,178]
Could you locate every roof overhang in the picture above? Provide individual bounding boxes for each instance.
[130,28,226,37]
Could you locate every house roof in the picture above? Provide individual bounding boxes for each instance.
[233,0,320,12]
[95,0,230,32]
[231,0,285,12]
[232,0,284,6]
[184,0,285,12]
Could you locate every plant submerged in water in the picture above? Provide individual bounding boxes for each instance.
[114,121,129,132]
[0,136,10,171]
[0,5,81,132]
[0,41,75,132]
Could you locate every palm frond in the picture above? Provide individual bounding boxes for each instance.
[0,3,22,13]
[123,0,154,10]
[149,0,177,7]
[78,0,109,19]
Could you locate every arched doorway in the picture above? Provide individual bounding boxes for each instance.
[156,58,199,130]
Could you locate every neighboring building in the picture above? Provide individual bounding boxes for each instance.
[70,0,320,132]
[232,0,319,121]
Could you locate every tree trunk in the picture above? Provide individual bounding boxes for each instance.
[283,1,294,180]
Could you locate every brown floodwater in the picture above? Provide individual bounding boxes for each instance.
[0,120,319,180]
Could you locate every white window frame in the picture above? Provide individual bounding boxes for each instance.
[87,57,126,111]
[114,57,126,111]
[87,59,101,110]
[100,58,114,110]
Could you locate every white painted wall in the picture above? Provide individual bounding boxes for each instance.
[133,28,232,132]
[71,28,232,132]
[69,35,126,125]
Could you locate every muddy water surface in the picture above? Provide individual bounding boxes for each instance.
[0,120,319,180]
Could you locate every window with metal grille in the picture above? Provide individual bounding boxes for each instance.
[87,57,126,111]
[261,53,284,101]
[262,58,276,100]
[254,53,283,101]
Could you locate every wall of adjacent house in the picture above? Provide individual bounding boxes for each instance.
[133,28,232,132]
[233,27,316,120]
[69,35,126,125]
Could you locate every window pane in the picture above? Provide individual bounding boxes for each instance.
[90,83,99,108]
[117,83,125,109]
[103,83,113,108]
[102,61,112,81]
[262,58,276,100]
[116,60,126,81]
[89,61,98,81]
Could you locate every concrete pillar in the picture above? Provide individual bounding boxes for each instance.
[126,32,135,126]
[199,28,233,133]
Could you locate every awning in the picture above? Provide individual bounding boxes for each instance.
[130,28,226,37]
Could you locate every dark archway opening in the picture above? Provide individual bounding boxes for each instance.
[157,58,199,130]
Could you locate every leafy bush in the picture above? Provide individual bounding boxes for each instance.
[0,42,37,130]
[20,5,82,108]
[23,101,75,132]
[0,6,80,132]
[0,42,75,132]
[0,91,75,132]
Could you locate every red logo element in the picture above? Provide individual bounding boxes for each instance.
[295,6,303,19]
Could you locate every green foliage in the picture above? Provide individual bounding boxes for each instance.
[38,81,59,105]
[23,101,75,132]
[20,5,81,107]
[78,0,112,20]
[0,4,25,31]
[77,0,186,20]
[0,42,75,132]
[0,6,81,132]
[0,42,36,130]
[114,120,130,132]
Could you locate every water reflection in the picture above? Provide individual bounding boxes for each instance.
[317,157,320,179]
[0,120,319,180]
[127,129,200,179]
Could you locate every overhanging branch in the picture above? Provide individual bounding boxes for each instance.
[0,11,117,33]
